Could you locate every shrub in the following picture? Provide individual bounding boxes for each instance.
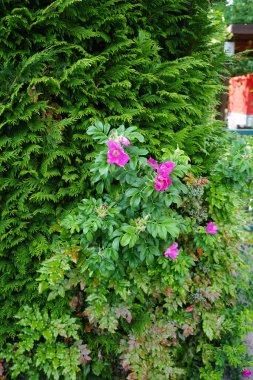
[3,306,85,380]
[3,124,252,379]
[224,0,253,24]
[0,0,226,344]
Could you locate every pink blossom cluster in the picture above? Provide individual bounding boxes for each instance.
[164,242,179,260]
[148,157,175,191]
[243,369,252,378]
[205,221,218,235]
[107,135,130,167]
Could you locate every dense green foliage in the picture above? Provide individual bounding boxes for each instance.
[3,124,252,379]
[221,0,253,77]
[3,306,83,379]
[227,54,253,77]
[0,0,226,344]
[224,0,253,24]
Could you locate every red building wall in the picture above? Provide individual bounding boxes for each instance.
[228,74,253,114]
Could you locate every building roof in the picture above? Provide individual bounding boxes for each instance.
[228,24,253,40]
[227,24,253,53]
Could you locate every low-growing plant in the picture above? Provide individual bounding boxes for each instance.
[2,305,90,380]
[2,124,253,379]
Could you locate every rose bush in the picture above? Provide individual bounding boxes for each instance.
[2,124,253,379]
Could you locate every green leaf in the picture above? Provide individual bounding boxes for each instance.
[129,234,138,248]
[145,251,154,265]
[203,320,214,341]
[42,330,53,341]
[96,182,104,194]
[121,225,136,234]
[129,132,145,142]
[104,248,119,261]
[38,281,49,293]
[99,166,109,176]
[139,249,146,261]
[147,223,158,238]
[166,222,180,237]
[158,225,167,240]
[103,123,111,134]
[111,249,119,261]
[120,234,131,247]
[125,188,139,197]
[112,237,120,250]
[130,194,141,207]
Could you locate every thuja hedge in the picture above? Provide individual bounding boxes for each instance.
[0,0,225,343]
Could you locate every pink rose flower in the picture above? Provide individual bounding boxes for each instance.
[149,159,175,190]
[118,135,131,146]
[157,161,175,177]
[205,221,218,235]
[154,175,172,191]
[147,157,159,170]
[107,140,130,167]
[164,242,179,260]
[243,370,252,378]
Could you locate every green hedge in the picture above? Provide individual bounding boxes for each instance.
[3,127,252,379]
[0,0,225,343]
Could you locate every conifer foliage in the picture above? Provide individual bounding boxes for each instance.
[0,0,224,344]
